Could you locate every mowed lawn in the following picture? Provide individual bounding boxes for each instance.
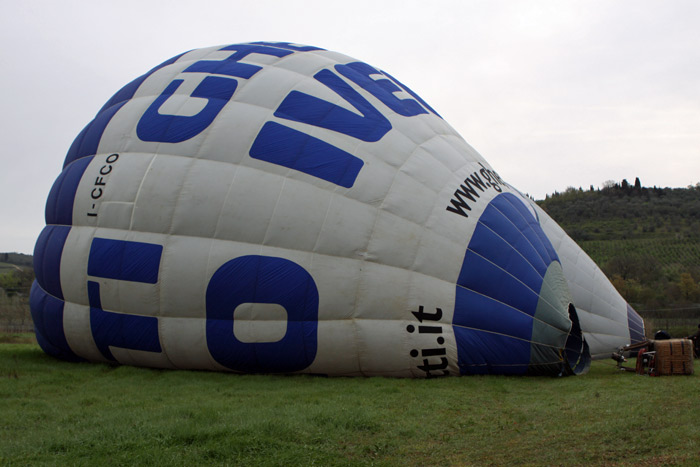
[1,334,698,466]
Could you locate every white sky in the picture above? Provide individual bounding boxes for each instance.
[2,0,699,254]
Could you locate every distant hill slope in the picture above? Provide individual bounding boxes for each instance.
[537,181,700,310]
[0,252,33,269]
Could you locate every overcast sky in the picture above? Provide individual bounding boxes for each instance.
[2,0,699,254]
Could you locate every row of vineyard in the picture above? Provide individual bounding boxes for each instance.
[580,237,700,279]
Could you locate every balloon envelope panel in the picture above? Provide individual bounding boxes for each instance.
[32,42,644,376]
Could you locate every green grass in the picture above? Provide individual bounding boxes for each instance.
[1,336,699,466]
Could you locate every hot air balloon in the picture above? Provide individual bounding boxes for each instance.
[31,42,645,377]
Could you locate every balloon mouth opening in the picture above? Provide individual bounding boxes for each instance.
[563,303,591,375]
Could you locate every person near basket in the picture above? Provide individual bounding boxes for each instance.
[688,324,700,358]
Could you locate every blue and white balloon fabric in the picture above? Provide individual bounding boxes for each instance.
[31,42,645,376]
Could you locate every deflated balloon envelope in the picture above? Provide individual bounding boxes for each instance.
[31,42,645,377]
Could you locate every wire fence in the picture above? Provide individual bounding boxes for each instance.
[636,305,700,318]
[0,293,33,333]
[636,306,700,338]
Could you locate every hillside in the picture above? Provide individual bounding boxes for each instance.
[0,252,33,269]
[537,180,700,313]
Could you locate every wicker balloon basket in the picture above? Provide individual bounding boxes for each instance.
[653,339,694,376]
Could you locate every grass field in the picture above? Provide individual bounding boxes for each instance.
[1,334,698,466]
